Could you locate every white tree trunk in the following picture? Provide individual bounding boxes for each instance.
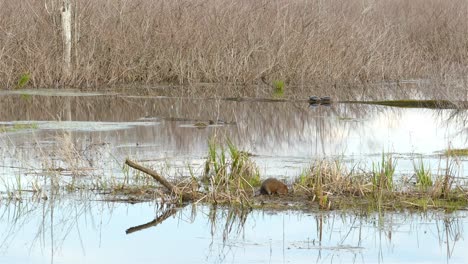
[61,0,72,77]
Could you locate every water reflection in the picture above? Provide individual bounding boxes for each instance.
[1,93,468,181]
[2,92,468,263]
[0,198,466,263]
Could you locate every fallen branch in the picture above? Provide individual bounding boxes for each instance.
[125,158,202,202]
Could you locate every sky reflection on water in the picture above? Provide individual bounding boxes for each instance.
[1,94,468,182]
[0,201,467,264]
[1,92,468,263]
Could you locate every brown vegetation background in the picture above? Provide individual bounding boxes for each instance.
[1,0,468,97]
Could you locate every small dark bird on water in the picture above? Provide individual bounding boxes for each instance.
[308,96,320,104]
[320,96,331,104]
[308,96,332,105]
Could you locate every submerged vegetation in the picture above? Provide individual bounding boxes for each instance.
[445,148,468,156]
[0,123,38,133]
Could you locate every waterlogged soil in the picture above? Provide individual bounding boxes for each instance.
[1,89,468,263]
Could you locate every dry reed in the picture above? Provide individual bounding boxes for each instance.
[2,0,468,97]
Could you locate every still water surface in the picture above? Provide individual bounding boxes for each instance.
[1,90,468,263]
[0,201,467,264]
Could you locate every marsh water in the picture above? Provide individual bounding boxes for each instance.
[1,90,468,263]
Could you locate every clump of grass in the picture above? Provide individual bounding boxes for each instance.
[203,138,261,204]
[294,159,371,209]
[413,158,433,192]
[272,80,285,97]
[15,73,30,89]
[441,156,457,199]
[372,152,396,194]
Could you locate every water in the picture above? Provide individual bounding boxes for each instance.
[1,90,468,263]
[1,92,467,180]
[0,201,466,264]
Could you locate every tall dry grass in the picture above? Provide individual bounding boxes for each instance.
[1,0,468,97]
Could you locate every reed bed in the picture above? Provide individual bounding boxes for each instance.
[2,135,468,211]
[293,155,468,211]
[2,0,468,99]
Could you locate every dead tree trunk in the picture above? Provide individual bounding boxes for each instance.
[125,159,202,202]
[61,0,72,77]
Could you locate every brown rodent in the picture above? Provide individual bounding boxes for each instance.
[259,178,288,195]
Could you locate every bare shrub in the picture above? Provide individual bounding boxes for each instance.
[1,0,468,98]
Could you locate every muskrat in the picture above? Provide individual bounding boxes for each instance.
[258,178,288,195]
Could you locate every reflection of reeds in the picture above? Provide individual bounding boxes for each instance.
[206,205,251,245]
[3,93,462,163]
[1,199,464,263]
